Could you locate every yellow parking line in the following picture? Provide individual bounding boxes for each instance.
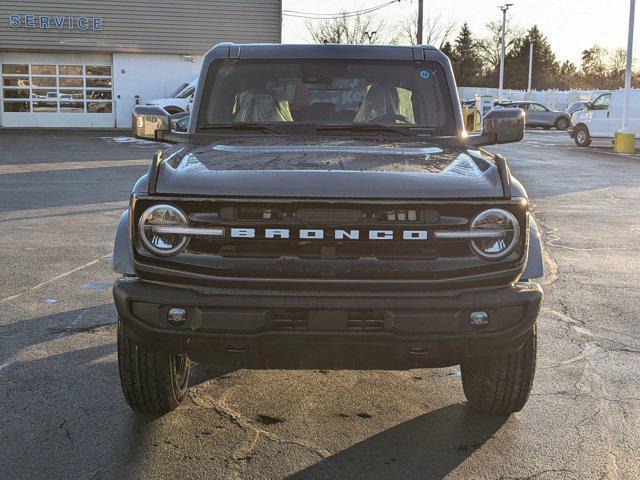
[0,159,150,175]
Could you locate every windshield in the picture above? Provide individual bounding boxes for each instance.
[168,82,189,98]
[197,59,455,135]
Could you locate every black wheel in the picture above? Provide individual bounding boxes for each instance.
[461,326,537,415]
[117,318,190,414]
[574,125,591,147]
[555,117,569,130]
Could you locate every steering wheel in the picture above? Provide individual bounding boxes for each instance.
[368,113,413,124]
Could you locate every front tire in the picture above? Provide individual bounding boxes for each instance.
[117,318,190,414]
[461,326,537,415]
[574,125,591,147]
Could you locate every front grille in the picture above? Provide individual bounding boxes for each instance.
[132,197,527,284]
[271,309,386,331]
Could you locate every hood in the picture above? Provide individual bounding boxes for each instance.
[155,136,505,199]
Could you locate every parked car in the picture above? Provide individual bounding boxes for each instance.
[496,100,571,130]
[569,90,639,147]
[116,43,543,416]
[565,101,589,117]
[169,111,190,132]
[144,78,197,114]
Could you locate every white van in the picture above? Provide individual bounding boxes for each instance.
[144,78,197,114]
[570,90,640,147]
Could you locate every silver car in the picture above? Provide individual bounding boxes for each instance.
[498,101,571,130]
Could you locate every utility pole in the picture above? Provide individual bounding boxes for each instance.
[498,3,513,101]
[615,0,636,152]
[527,42,534,91]
[622,0,636,132]
[417,0,423,44]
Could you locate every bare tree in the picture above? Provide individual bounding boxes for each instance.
[580,45,637,89]
[306,11,392,45]
[609,48,631,73]
[395,12,456,47]
[476,15,523,74]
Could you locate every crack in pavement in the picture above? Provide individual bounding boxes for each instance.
[538,278,623,479]
[47,322,116,334]
[499,468,576,480]
[187,388,331,480]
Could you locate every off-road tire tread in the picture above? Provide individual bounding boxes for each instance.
[461,327,537,415]
[117,319,189,414]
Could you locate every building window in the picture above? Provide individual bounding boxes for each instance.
[85,65,111,76]
[59,65,83,76]
[31,65,56,75]
[1,63,113,114]
[3,64,28,75]
[2,101,29,112]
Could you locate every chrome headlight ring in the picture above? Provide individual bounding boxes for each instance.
[138,204,189,256]
[469,208,520,260]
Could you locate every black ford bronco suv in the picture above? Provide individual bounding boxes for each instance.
[113,43,543,415]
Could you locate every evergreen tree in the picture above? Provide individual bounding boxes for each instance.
[441,41,454,59]
[556,60,579,89]
[504,26,558,90]
[449,23,483,86]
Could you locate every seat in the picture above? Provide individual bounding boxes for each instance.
[234,89,293,122]
[354,83,414,123]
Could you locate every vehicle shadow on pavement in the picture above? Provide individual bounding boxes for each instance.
[285,403,507,480]
[0,303,164,478]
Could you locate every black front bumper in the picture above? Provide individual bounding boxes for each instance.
[113,278,542,369]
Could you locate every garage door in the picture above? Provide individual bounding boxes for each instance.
[1,62,114,127]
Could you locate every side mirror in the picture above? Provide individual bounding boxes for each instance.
[585,102,594,110]
[482,107,525,144]
[469,107,524,147]
[132,105,170,140]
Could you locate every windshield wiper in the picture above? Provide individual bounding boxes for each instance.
[199,123,283,134]
[316,123,416,137]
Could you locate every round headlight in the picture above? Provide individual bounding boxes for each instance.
[469,209,519,260]
[138,204,189,256]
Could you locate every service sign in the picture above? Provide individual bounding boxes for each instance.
[8,14,103,31]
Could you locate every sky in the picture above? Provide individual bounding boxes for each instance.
[282,0,637,64]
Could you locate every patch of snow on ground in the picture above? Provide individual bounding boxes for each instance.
[101,136,159,146]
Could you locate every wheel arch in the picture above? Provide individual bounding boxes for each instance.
[522,215,544,280]
[113,209,135,275]
[573,122,589,133]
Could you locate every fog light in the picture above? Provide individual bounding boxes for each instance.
[168,307,187,326]
[469,311,489,328]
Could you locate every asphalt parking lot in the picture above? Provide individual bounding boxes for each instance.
[1,128,639,480]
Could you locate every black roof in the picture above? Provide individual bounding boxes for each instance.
[203,42,446,63]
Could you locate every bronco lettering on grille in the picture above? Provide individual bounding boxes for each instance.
[229,228,429,240]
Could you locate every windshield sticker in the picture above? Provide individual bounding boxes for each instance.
[175,153,207,173]
[419,70,430,79]
[442,154,483,177]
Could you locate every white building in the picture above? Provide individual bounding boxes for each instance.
[0,0,282,128]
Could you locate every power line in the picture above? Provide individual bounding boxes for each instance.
[282,0,400,20]
[283,0,399,17]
